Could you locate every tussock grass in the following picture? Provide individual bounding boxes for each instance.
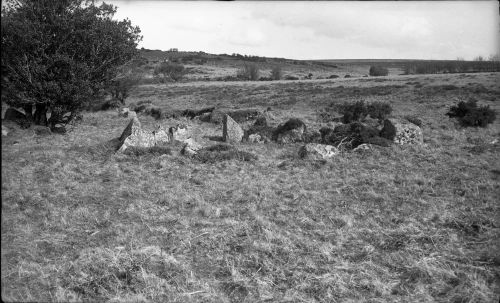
[2,72,499,302]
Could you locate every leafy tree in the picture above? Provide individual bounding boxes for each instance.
[1,0,142,128]
[153,62,185,82]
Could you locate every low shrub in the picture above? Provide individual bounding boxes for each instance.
[366,101,393,120]
[337,100,393,123]
[446,99,496,127]
[284,75,299,80]
[153,62,185,81]
[404,115,423,127]
[327,75,339,79]
[369,66,389,76]
[237,64,259,81]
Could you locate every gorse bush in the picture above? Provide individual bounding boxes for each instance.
[153,62,185,82]
[337,100,392,123]
[369,66,389,76]
[237,63,259,81]
[271,66,282,80]
[1,0,142,128]
[446,99,496,127]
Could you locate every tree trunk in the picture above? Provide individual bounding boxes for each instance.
[23,104,33,122]
[34,104,48,126]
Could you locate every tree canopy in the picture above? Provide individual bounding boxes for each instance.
[1,0,142,127]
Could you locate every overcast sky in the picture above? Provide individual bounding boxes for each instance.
[108,1,499,60]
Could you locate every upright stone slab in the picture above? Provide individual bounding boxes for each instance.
[223,114,243,143]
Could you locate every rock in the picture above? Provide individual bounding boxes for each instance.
[181,138,203,157]
[33,125,52,136]
[169,124,190,142]
[152,125,171,144]
[248,134,264,143]
[119,107,130,117]
[3,108,30,128]
[380,118,423,145]
[51,124,67,134]
[127,111,137,119]
[352,143,372,152]
[117,118,173,153]
[273,118,306,144]
[299,143,339,160]
[119,117,142,143]
[2,125,10,136]
[223,114,244,143]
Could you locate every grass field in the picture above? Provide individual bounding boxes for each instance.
[2,72,500,302]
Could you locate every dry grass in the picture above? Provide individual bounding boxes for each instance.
[2,72,500,302]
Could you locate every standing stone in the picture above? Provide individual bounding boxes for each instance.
[298,143,339,160]
[380,118,423,145]
[223,114,244,143]
[119,117,142,142]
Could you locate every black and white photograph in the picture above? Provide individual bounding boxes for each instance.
[1,0,499,302]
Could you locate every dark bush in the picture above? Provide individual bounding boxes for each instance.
[404,115,423,127]
[271,66,282,80]
[153,62,185,81]
[337,100,392,123]
[108,73,140,104]
[337,100,367,123]
[237,64,259,81]
[327,75,339,79]
[369,66,389,76]
[446,99,496,127]
[284,75,299,80]
[366,101,392,120]
[344,75,351,78]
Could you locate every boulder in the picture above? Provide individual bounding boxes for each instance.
[181,138,203,157]
[223,114,244,143]
[298,143,339,160]
[127,111,137,119]
[169,124,190,142]
[117,118,173,153]
[380,118,423,145]
[119,107,130,117]
[2,125,10,136]
[153,125,171,144]
[273,118,306,144]
[248,134,264,143]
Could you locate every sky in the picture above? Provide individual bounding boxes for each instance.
[107,1,499,60]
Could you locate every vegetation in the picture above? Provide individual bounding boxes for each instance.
[271,66,282,80]
[403,60,500,74]
[237,63,260,81]
[1,0,142,128]
[153,62,185,82]
[337,100,393,123]
[2,72,499,302]
[369,65,389,76]
[447,99,496,127]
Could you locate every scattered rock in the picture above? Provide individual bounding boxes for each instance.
[181,138,203,157]
[273,118,306,144]
[169,124,190,142]
[51,124,67,134]
[119,107,130,117]
[298,143,339,160]
[223,114,244,143]
[248,134,264,143]
[2,125,10,136]
[33,125,52,136]
[380,118,423,145]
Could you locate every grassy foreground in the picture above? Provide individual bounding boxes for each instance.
[2,73,500,302]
